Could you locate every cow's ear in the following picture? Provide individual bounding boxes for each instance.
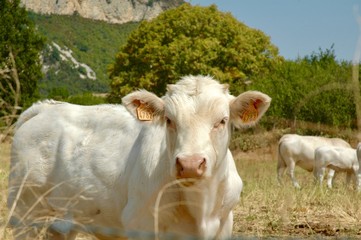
[122,90,165,122]
[230,91,271,128]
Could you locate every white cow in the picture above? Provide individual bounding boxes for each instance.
[7,75,271,240]
[313,146,359,188]
[277,134,351,188]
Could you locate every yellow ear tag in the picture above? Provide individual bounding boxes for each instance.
[136,103,153,121]
[241,100,259,123]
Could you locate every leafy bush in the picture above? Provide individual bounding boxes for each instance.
[39,50,108,97]
[108,3,283,101]
[48,87,70,100]
[251,47,358,128]
[0,0,45,110]
[66,92,106,105]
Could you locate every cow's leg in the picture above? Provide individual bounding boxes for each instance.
[11,223,76,240]
[352,166,361,190]
[350,167,359,189]
[326,169,335,188]
[277,158,287,186]
[313,166,319,184]
[286,161,300,188]
[277,165,286,186]
[46,229,78,240]
[357,171,361,191]
[346,172,353,187]
[313,161,326,188]
[121,197,156,236]
[345,171,359,189]
[12,226,41,240]
[216,211,233,239]
[93,232,127,240]
[12,222,77,240]
[9,205,51,240]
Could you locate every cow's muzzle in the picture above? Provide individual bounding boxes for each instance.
[176,155,207,179]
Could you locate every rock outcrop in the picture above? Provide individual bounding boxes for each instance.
[21,0,184,24]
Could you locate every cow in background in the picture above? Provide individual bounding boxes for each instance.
[277,134,351,188]
[314,146,359,188]
[7,75,271,239]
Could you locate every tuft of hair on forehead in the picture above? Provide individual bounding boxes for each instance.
[166,75,229,97]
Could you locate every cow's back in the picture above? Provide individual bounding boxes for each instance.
[8,101,141,228]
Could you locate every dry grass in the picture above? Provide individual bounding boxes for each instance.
[2,136,361,239]
[0,141,12,239]
[0,141,95,239]
[233,145,361,239]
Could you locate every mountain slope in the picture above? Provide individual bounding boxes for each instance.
[29,12,139,96]
[23,0,184,24]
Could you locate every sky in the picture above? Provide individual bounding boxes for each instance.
[186,0,361,62]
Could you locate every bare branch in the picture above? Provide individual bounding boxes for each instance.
[0,80,8,92]
[9,49,21,103]
[0,67,10,76]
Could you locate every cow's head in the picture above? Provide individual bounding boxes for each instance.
[122,75,271,185]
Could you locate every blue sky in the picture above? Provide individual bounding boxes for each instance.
[186,0,361,62]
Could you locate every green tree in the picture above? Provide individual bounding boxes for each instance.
[108,3,283,101]
[0,0,45,133]
[251,47,356,128]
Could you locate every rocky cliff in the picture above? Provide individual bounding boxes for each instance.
[21,0,184,24]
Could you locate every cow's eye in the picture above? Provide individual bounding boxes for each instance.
[166,117,172,125]
[213,117,228,129]
[165,117,175,129]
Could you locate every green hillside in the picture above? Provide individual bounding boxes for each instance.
[28,12,139,96]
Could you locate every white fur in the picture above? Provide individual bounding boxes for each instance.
[314,146,359,188]
[355,143,361,191]
[8,75,271,239]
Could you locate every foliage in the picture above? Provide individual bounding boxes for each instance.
[39,44,107,97]
[251,47,357,128]
[38,90,106,106]
[28,12,139,94]
[0,6,356,131]
[108,3,283,101]
[66,92,106,105]
[0,0,45,112]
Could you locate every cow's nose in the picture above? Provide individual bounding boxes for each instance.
[176,155,206,179]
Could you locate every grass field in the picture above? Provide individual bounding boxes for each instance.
[1,133,361,239]
[233,146,361,238]
[0,141,12,239]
